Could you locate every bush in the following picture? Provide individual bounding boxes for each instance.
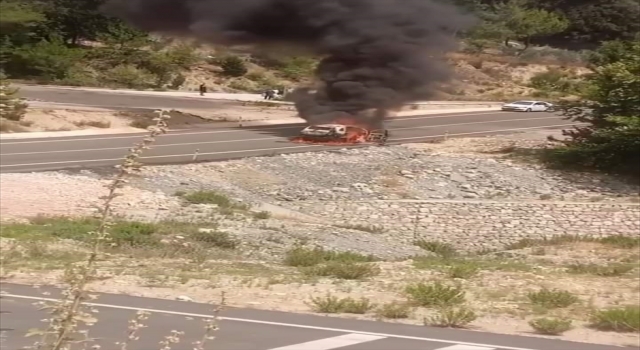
[307,294,376,314]
[220,56,248,77]
[283,246,376,267]
[278,56,316,81]
[527,288,579,309]
[414,240,458,258]
[424,307,477,328]
[179,190,249,210]
[302,261,380,280]
[590,306,640,332]
[528,69,581,93]
[101,64,155,89]
[190,230,238,249]
[6,37,84,80]
[529,318,573,335]
[446,262,481,279]
[0,74,28,121]
[405,282,466,307]
[376,302,412,319]
[566,263,634,277]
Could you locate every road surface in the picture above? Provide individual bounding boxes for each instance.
[0,110,577,173]
[0,283,621,350]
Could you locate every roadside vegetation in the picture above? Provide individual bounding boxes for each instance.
[1,0,638,99]
[0,0,639,348]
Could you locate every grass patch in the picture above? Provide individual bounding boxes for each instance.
[302,261,380,280]
[405,282,466,307]
[505,235,640,250]
[307,294,376,314]
[414,240,457,258]
[283,246,376,267]
[1,241,87,270]
[179,190,250,210]
[73,120,111,128]
[529,318,573,335]
[413,255,530,274]
[251,211,271,220]
[0,216,238,255]
[424,307,477,328]
[190,229,239,249]
[590,306,640,333]
[375,302,412,319]
[527,288,579,309]
[334,224,385,234]
[566,263,635,277]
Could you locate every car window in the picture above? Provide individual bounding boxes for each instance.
[512,101,532,105]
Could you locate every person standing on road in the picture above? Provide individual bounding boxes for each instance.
[199,83,207,96]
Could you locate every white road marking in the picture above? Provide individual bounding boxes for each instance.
[435,345,496,350]
[1,116,563,156]
[266,333,386,350]
[0,111,508,144]
[0,123,579,168]
[1,293,536,350]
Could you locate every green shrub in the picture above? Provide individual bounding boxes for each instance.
[424,307,477,328]
[303,261,380,280]
[376,302,412,319]
[283,246,376,267]
[220,56,248,77]
[0,74,28,121]
[101,64,155,89]
[590,306,640,332]
[307,294,376,314]
[414,240,457,258]
[179,190,249,210]
[279,56,316,81]
[527,288,579,309]
[190,230,238,249]
[446,262,481,279]
[405,282,466,307]
[529,318,573,335]
[566,263,635,277]
[6,37,84,80]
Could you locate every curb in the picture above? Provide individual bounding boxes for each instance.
[0,127,144,140]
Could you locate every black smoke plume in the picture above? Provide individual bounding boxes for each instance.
[102,0,475,127]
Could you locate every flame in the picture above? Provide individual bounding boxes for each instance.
[291,118,383,146]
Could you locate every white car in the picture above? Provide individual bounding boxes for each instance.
[501,100,554,112]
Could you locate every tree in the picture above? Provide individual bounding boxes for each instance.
[494,0,569,51]
[546,40,640,176]
[0,72,28,121]
[220,56,248,77]
[39,0,116,45]
[7,36,85,80]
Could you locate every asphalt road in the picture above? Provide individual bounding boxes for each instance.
[0,283,624,350]
[15,84,266,110]
[0,110,577,173]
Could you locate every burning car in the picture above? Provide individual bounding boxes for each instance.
[293,123,388,145]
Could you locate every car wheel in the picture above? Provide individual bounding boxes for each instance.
[526,108,531,112]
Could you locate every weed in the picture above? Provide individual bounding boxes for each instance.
[446,262,480,279]
[566,263,635,277]
[590,306,640,332]
[527,288,579,309]
[376,302,412,319]
[405,282,466,307]
[505,235,640,250]
[598,235,640,249]
[283,246,376,267]
[252,211,271,220]
[529,318,573,335]
[73,120,111,128]
[179,190,250,210]
[414,240,457,258]
[424,307,477,328]
[307,294,375,314]
[341,298,377,314]
[190,230,239,249]
[303,261,380,280]
[335,224,385,234]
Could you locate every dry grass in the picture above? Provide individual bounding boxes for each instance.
[5,110,225,350]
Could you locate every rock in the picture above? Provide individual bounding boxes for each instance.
[176,295,193,302]
[449,173,467,183]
